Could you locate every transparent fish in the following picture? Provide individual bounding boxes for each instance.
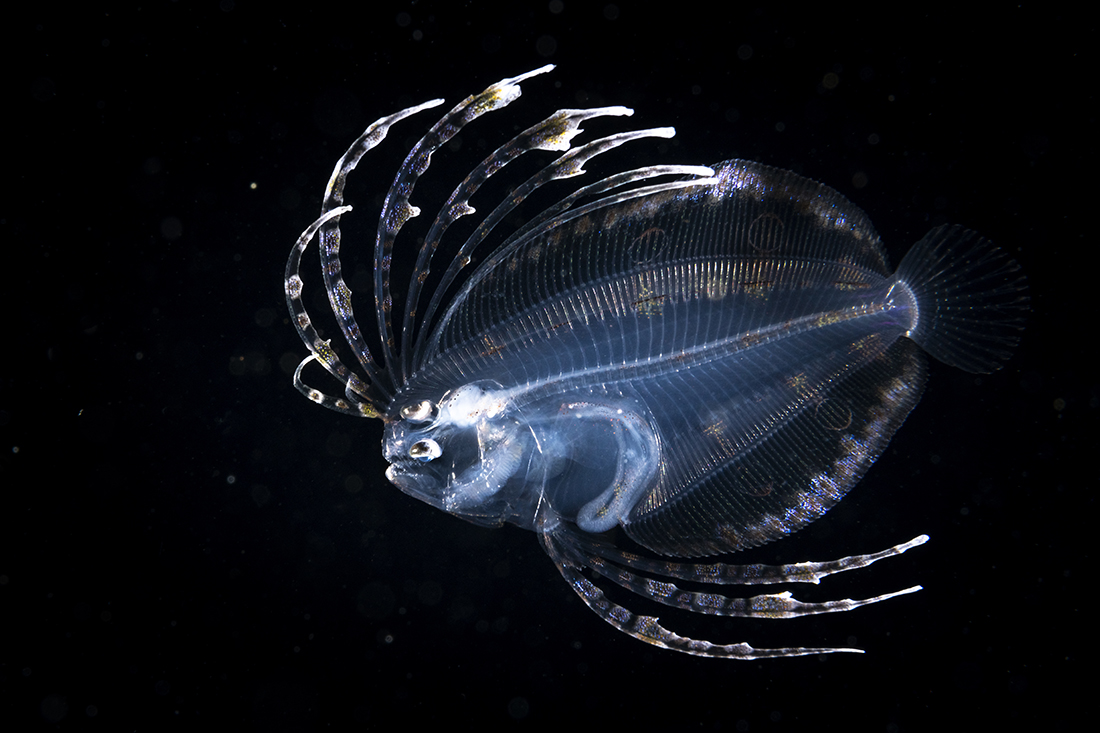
[286,66,1028,658]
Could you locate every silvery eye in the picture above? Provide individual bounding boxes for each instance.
[401,400,437,424]
[409,439,442,462]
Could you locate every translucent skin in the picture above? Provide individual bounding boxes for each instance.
[286,67,1026,658]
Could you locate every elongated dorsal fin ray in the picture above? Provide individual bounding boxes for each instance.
[412,123,709,372]
[419,131,717,369]
[372,66,557,385]
[288,101,444,414]
[400,106,639,380]
[292,355,381,419]
[322,101,447,400]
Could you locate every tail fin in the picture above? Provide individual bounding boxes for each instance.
[895,225,1029,374]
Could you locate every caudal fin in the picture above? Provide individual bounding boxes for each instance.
[895,225,1029,374]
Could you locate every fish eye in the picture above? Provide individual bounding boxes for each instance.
[409,439,442,462]
[401,400,438,424]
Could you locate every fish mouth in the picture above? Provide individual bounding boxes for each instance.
[384,461,422,488]
[384,461,447,503]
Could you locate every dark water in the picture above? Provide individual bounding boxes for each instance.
[5,4,1084,729]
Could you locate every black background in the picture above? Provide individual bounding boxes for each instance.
[5,3,1089,729]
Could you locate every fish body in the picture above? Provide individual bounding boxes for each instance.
[287,66,1027,658]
